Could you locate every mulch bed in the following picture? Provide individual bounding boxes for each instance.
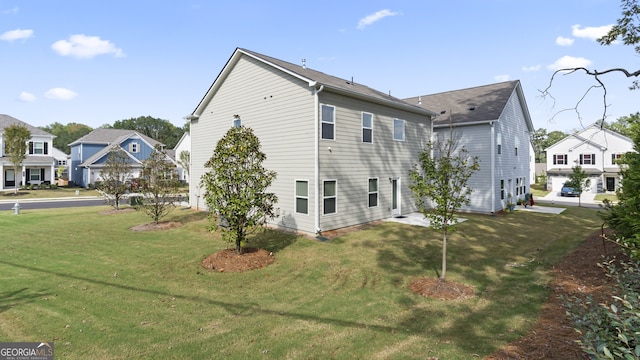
[201,247,275,272]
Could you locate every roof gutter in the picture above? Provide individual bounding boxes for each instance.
[433,119,498,128]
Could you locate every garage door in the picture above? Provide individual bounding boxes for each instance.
[550,176,568,193]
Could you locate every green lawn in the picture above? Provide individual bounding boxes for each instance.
[0,205,602,359]
[530,183,550,198]
[0,187,100,199]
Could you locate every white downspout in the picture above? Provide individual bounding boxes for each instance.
[314,84,324,233]
[490,122,495,214]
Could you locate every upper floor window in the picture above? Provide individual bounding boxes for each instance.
[129,142,139,153]
[393,119,405,141]
[580,153,595,165]
[497,133,502,155]
[553,154,568,165]
[29,141,48,155]
[57,160,67,166]
[233,116,242,128]
[514,137,520,156]
[362,112,373,143]
[612,153,624,164]
[321,104,335,140]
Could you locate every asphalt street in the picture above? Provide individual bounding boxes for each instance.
[0,197,105,211]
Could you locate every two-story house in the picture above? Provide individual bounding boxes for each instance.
[404,81,535,213]
[68,128,171,188]
[187,48,436,235]
[1,114,57,191]
[545,124,635,193]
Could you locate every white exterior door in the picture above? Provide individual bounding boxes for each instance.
[391,178,401,217]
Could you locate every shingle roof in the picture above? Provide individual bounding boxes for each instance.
[69,128,163,147]
[403,81,523,127]
[192,48,437,118]
[0,114,54,137]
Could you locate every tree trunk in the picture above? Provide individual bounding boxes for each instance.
[441,228,448,280]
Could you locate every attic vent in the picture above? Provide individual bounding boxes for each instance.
[469,106,476,111]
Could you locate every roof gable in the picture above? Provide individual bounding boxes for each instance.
[0,114,54,137]
[189,48,436,119]
[69,128,163,147]
[545,123,634,152]
[404,80,534,131]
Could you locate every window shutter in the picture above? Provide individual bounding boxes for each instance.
[579,154,583,165]
[41,168,45,180]
[592,154,595,164]
[26,169,30,183]
[29,142,33,154]
[553,154,557,165]
[44,142,49,155]
[564,154,568,164]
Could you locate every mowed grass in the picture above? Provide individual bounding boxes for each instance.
[0,205,602,359]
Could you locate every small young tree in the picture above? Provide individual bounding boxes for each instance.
[567,164,591,207]
[98,147,133,210]
[3,124,31,194]
[178,150,190,183]
[137,145,180,224]
[408,135,480,281]
[200,126,278,254]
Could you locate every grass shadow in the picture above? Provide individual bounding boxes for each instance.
[249,228,298,253]
[0,288,50,313]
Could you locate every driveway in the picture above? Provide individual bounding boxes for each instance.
[536,190,602,209]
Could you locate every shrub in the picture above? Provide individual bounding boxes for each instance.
[565,259,640,359]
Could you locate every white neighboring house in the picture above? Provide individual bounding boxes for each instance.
[545,124,635,194]
[173,132,190,183]
[0,114,56,190]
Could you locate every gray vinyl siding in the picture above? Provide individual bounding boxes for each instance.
[317,91,430,231]
[190,55,317,233]
[494,90,531,211]
[433,89,531,213]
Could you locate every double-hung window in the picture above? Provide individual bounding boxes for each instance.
[321,104,335,140]
[29,141,47,155]
[580,153,595,165]
[323,180,337,215]
[553,154,568,165]
[497,133,502,155]
[393,119,405,141]
[362,112,373,143]
[612,153,623,164]
[368,178,378,207]
[233,116,242,128]
[295,180,308,215]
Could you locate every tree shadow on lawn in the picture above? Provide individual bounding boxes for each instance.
[0,259,398,335]
[0,287,51,314]
[246,229,298,254]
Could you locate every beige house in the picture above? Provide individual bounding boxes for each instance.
[187,48,436,235]
[1,114,56,191]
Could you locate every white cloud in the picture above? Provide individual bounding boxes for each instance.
[51,34,125,59]
[18,91,36,102]
[522,64,541,72]
[547,55,593,70]
[494,74,510,82]
[571,24,613,40]
[555,36,574,46]
[357,9,399,30]
[2,6,19,14]
[0,28,34,42]
[45,88,78,100]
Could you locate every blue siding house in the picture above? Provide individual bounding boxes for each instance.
[69,128,170,188]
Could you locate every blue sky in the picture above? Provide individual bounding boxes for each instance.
[1,0,638,133]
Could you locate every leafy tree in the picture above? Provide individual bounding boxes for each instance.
[3,124,31,194]
[137,145,180,224]
[567,165,591,207]
[601,117,640,259]
[408,134,480,280]
[178,150,190,183]
[201,126,278,255]
[98,147,133,210]
[603,112,639,137]
[105,116,182,148]
[531,128,548,162]
[39,122,92,154]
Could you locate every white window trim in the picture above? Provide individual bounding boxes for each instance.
[497,133,502,155]
[321,104,336,141]
[129,142,139,153]
[233,117,242,128]
[294,179,309,215]
[362,112,373,144]
[393,118,405,141]
[322,179,338,216]
[368,177,379,208]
